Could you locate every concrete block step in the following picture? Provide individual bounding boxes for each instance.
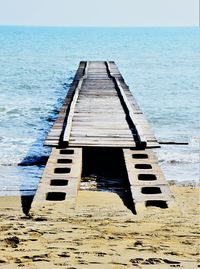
[31,147,82,211]
[123,148,174,213]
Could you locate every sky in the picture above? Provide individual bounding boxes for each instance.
[0,0,198,27]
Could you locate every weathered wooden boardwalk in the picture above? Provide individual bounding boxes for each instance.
[32,61,173,213]
[45,61,158,148]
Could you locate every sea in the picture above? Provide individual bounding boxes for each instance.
[0,26,199,196]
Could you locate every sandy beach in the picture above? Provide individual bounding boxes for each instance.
[0,186,199,269]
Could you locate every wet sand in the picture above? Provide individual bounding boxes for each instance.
[0,186,199,268]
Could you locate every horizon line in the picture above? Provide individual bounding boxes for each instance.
[0,24,198,28]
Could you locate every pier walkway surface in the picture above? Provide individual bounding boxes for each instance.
[31,61,173,215]
[45,61,158,148]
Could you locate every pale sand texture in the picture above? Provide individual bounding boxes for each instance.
[0,186,199,269]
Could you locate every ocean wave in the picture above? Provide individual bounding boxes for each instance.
[157,149,199,164]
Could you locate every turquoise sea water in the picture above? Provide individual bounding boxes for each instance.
[0,26,199,195]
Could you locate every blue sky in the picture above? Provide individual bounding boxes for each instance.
[0,0,198,27]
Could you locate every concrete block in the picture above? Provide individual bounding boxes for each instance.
[131,185,172,203]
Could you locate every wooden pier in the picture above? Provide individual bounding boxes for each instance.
[32,61,173,213]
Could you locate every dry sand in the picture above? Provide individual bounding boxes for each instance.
[0,186,199,269]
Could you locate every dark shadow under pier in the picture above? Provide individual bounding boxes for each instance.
[82,147,136,215]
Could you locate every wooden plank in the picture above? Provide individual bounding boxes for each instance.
[43,62,86,146]
[106,61,147,146]
[45,61,160,148]
[69,142,135,147]
[63,62,88,143]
